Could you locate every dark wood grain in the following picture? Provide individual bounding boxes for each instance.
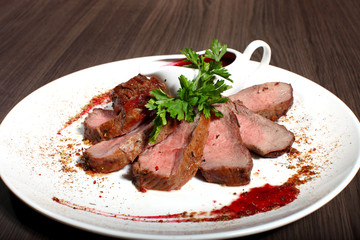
[0,0,359,239]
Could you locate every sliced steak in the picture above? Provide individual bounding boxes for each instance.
[132,115,210,191]
[230,82,293,121]
[83,108,117,143]
[200,102,253,186]
[98,94,154,140]
[230,100,295,157]
[84,119,178,173]
[84,75,166,142]
[84,123,151,173]
[111,74,167,114]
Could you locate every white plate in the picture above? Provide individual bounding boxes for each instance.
[0,55,359,239]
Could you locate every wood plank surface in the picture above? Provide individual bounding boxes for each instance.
[0,0,359,239]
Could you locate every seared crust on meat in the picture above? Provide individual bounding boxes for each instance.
[98,95,150,140]
[111,74,166,114]
[200,166,252,186]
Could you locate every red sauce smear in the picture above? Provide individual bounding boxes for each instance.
[57,91,111,134]
[52,180,299,223]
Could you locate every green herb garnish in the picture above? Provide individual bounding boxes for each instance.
[145,39,233,143]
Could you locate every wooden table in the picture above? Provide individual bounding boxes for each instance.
[0,0,359,239]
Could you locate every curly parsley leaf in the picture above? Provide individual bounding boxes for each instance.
[146,39,233,142]
[205,39,227,62]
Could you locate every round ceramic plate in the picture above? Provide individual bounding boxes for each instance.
[0,55,359,239]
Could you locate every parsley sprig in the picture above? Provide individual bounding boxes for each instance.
[146,39,233,143]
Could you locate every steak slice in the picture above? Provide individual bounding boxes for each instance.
[230,100,295,157]
[200,102,253,186]
[98,94,154,140]
[111,74,167,114]
[132,115,210,191]
[230,82,293,121]
[83,108,118,143]
[84,123,151,173]
[84,119,178,173]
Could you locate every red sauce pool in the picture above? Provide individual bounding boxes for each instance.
[210,183,299,220]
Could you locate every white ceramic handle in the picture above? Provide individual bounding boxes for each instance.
[242,40,271,71]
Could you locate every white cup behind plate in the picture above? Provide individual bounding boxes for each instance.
[225,40,271,94]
